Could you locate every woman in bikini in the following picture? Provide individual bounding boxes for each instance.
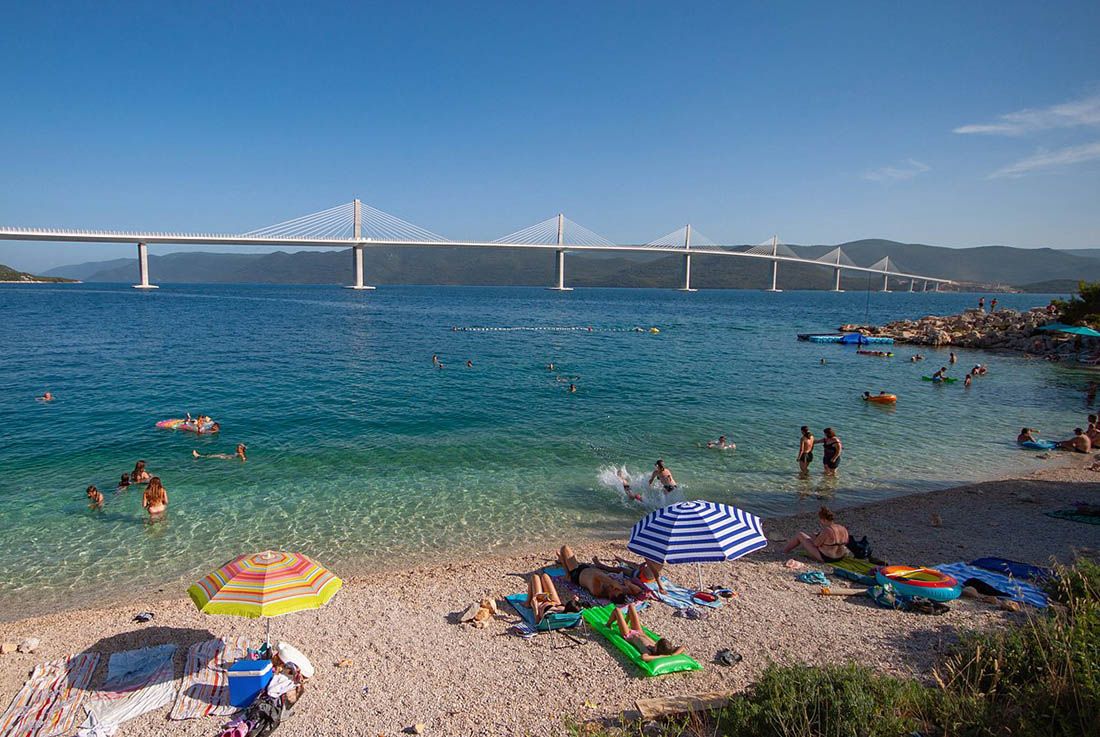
[131,460,151,483]
[558,545,642,605]
[821,428,841,477]
[590,555,666,595]
[782,506,849,563]
[524,572,580,624]
[142,477,168,519]
[606,604,683,661]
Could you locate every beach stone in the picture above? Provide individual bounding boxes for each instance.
[16,638,39,654]
[0,643,15,654]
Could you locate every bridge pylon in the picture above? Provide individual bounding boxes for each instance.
[346,199,375,290]
[132,242,158,289]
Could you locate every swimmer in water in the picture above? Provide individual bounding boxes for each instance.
[142,477,168,519]
[118,473,131,490]
[131,460,151,484]
[649,460,677,494]
[86,485,104,509]
[192,443,247,461]
[569,383,577,393]
[707,435,735,449]
[964,374,972,387]
[547,363,555,371]
[617,466,642,502]
[432,354,439,366]
[465,360,473,368]
[37,391,54,402]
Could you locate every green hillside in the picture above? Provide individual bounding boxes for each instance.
[0,263,77,283]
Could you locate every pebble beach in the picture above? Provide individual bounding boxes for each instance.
[2,460,1097,736]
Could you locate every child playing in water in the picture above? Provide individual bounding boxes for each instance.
[617,467,642,502]
[118,473,131,490]
[606,604,683,661]
[86,485,104,509]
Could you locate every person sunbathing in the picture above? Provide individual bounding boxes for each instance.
[591,555,666,595]
[782,506,849,563]
[558,545,643,605]
[524,572,580,623]
[606,604,683,661]
[117,473,131,490]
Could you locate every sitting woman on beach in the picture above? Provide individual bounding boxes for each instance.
[558,545,643,605]
[524,572,581,624]
[131,460,151,483]
[192,443,247,461]
[606,604,683,661]
[591,555,666,595]
[86,485,104,509]
[142,477,168,519]
[782,506,850,563]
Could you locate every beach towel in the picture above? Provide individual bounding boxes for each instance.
[580,605,702,677]
[933,562,1048,609]
[968,557,1052,581]
[544,567,649,611]
[796,571,829,585]
[504,593,581,631]
[0,652,100,737]
[644,578,723,610]
[170,636,255,720]
[77,644,177,737]
[1045,509,1100,526]
[829,558,879,586]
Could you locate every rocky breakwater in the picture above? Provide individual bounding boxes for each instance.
[840,307,1062,352]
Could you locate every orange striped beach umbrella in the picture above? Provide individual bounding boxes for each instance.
[188,550,342,624]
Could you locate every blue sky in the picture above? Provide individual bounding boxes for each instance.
[2,1,1099,271]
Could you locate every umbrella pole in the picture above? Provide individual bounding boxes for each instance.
[697,562,703,592]
[265,618,272,649]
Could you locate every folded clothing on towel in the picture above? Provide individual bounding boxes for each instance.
[934,562,1048,608]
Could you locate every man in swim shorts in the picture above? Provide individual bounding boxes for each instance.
[558,545,641,604]
[649,460,677,494]
[797,426,814,476]
[1058,428,1091,453]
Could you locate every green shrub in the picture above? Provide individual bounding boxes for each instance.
[1052,282,1100,327]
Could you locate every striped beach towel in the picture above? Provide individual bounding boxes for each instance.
[646,578,723,609]
[77,644,177,737]
[0,652,100,737]
[169,636,254,720]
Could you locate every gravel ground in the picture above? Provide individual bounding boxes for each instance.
[1,462,1098,737]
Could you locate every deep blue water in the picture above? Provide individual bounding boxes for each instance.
[0,283,1086,616]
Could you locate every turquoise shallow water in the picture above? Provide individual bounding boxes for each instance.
[0,284,1087,617]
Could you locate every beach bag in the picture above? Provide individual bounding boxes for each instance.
[244,695,283,737]
[847,535,871,559]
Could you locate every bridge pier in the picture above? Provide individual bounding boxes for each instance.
[680,225,696,291]
[345,244,375,290]
[132,242,157,289]
[766,260,781,292]
[833,267,843,292]
[548,213,572,291]
[881,272,890,292]
[909,279,915,292]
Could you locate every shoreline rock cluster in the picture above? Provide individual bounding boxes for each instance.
[840,307,1073,354]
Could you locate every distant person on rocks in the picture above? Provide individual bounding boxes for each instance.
[797,426,815,476]
[978,297,985,311]
[86,485,104,509]
[1058,428,1091,453]
[783,506,850,563]
[193,443,247,461]
[990,298,998,312]
[649,460,678,494]
[821,428,842,476]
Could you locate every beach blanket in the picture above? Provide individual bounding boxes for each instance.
[829,557,879,586]
[580,605,702,677]
[170,636,255,720]
[544,567,649,611]
[645,578,723,610]
[504,593,581,631]
[1045,509,1100,526]
[0,652,100,737]
[933,562,1049,609]
[77,644,177,737]
[968,557,1052,581]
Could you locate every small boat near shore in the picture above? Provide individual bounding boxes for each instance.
[799,333,895,345]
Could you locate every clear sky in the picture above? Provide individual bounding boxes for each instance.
[2,1,1099,272]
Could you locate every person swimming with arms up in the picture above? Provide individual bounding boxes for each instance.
[707,435,736,449]
[649,459,677,494]
[193,443,247,461]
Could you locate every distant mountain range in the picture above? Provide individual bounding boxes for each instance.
[39,239,1100,291]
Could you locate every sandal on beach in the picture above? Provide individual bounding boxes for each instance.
[716,649,742,666]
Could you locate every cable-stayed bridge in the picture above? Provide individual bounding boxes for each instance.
[0,200,953,292]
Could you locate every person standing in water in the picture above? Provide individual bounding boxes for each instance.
[649,460,678,494]
[193,444,247,461]
[797,426,815,476]
[131,460,151,483]
[142,477,168,519]
[949,352,957,364]
[821,428,842,477]
[86,485,104,509]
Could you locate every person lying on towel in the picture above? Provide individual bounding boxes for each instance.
[590,555,666,595]
[607,604,683,661]
[559,545,644,605]
[525,572,581,624]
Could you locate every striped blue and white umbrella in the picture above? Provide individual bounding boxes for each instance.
[628,500,767,587]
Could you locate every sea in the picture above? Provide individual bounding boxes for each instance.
[0,283,1086,618]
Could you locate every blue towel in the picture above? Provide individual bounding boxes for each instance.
[968,557,1052,581]
[504,593,581,631]
[934,562,1048,608]
[645,578,723,609]
[796,571,829,585]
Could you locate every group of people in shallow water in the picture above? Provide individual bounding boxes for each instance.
[1019,412,1100,453]
[798,426,842,477]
